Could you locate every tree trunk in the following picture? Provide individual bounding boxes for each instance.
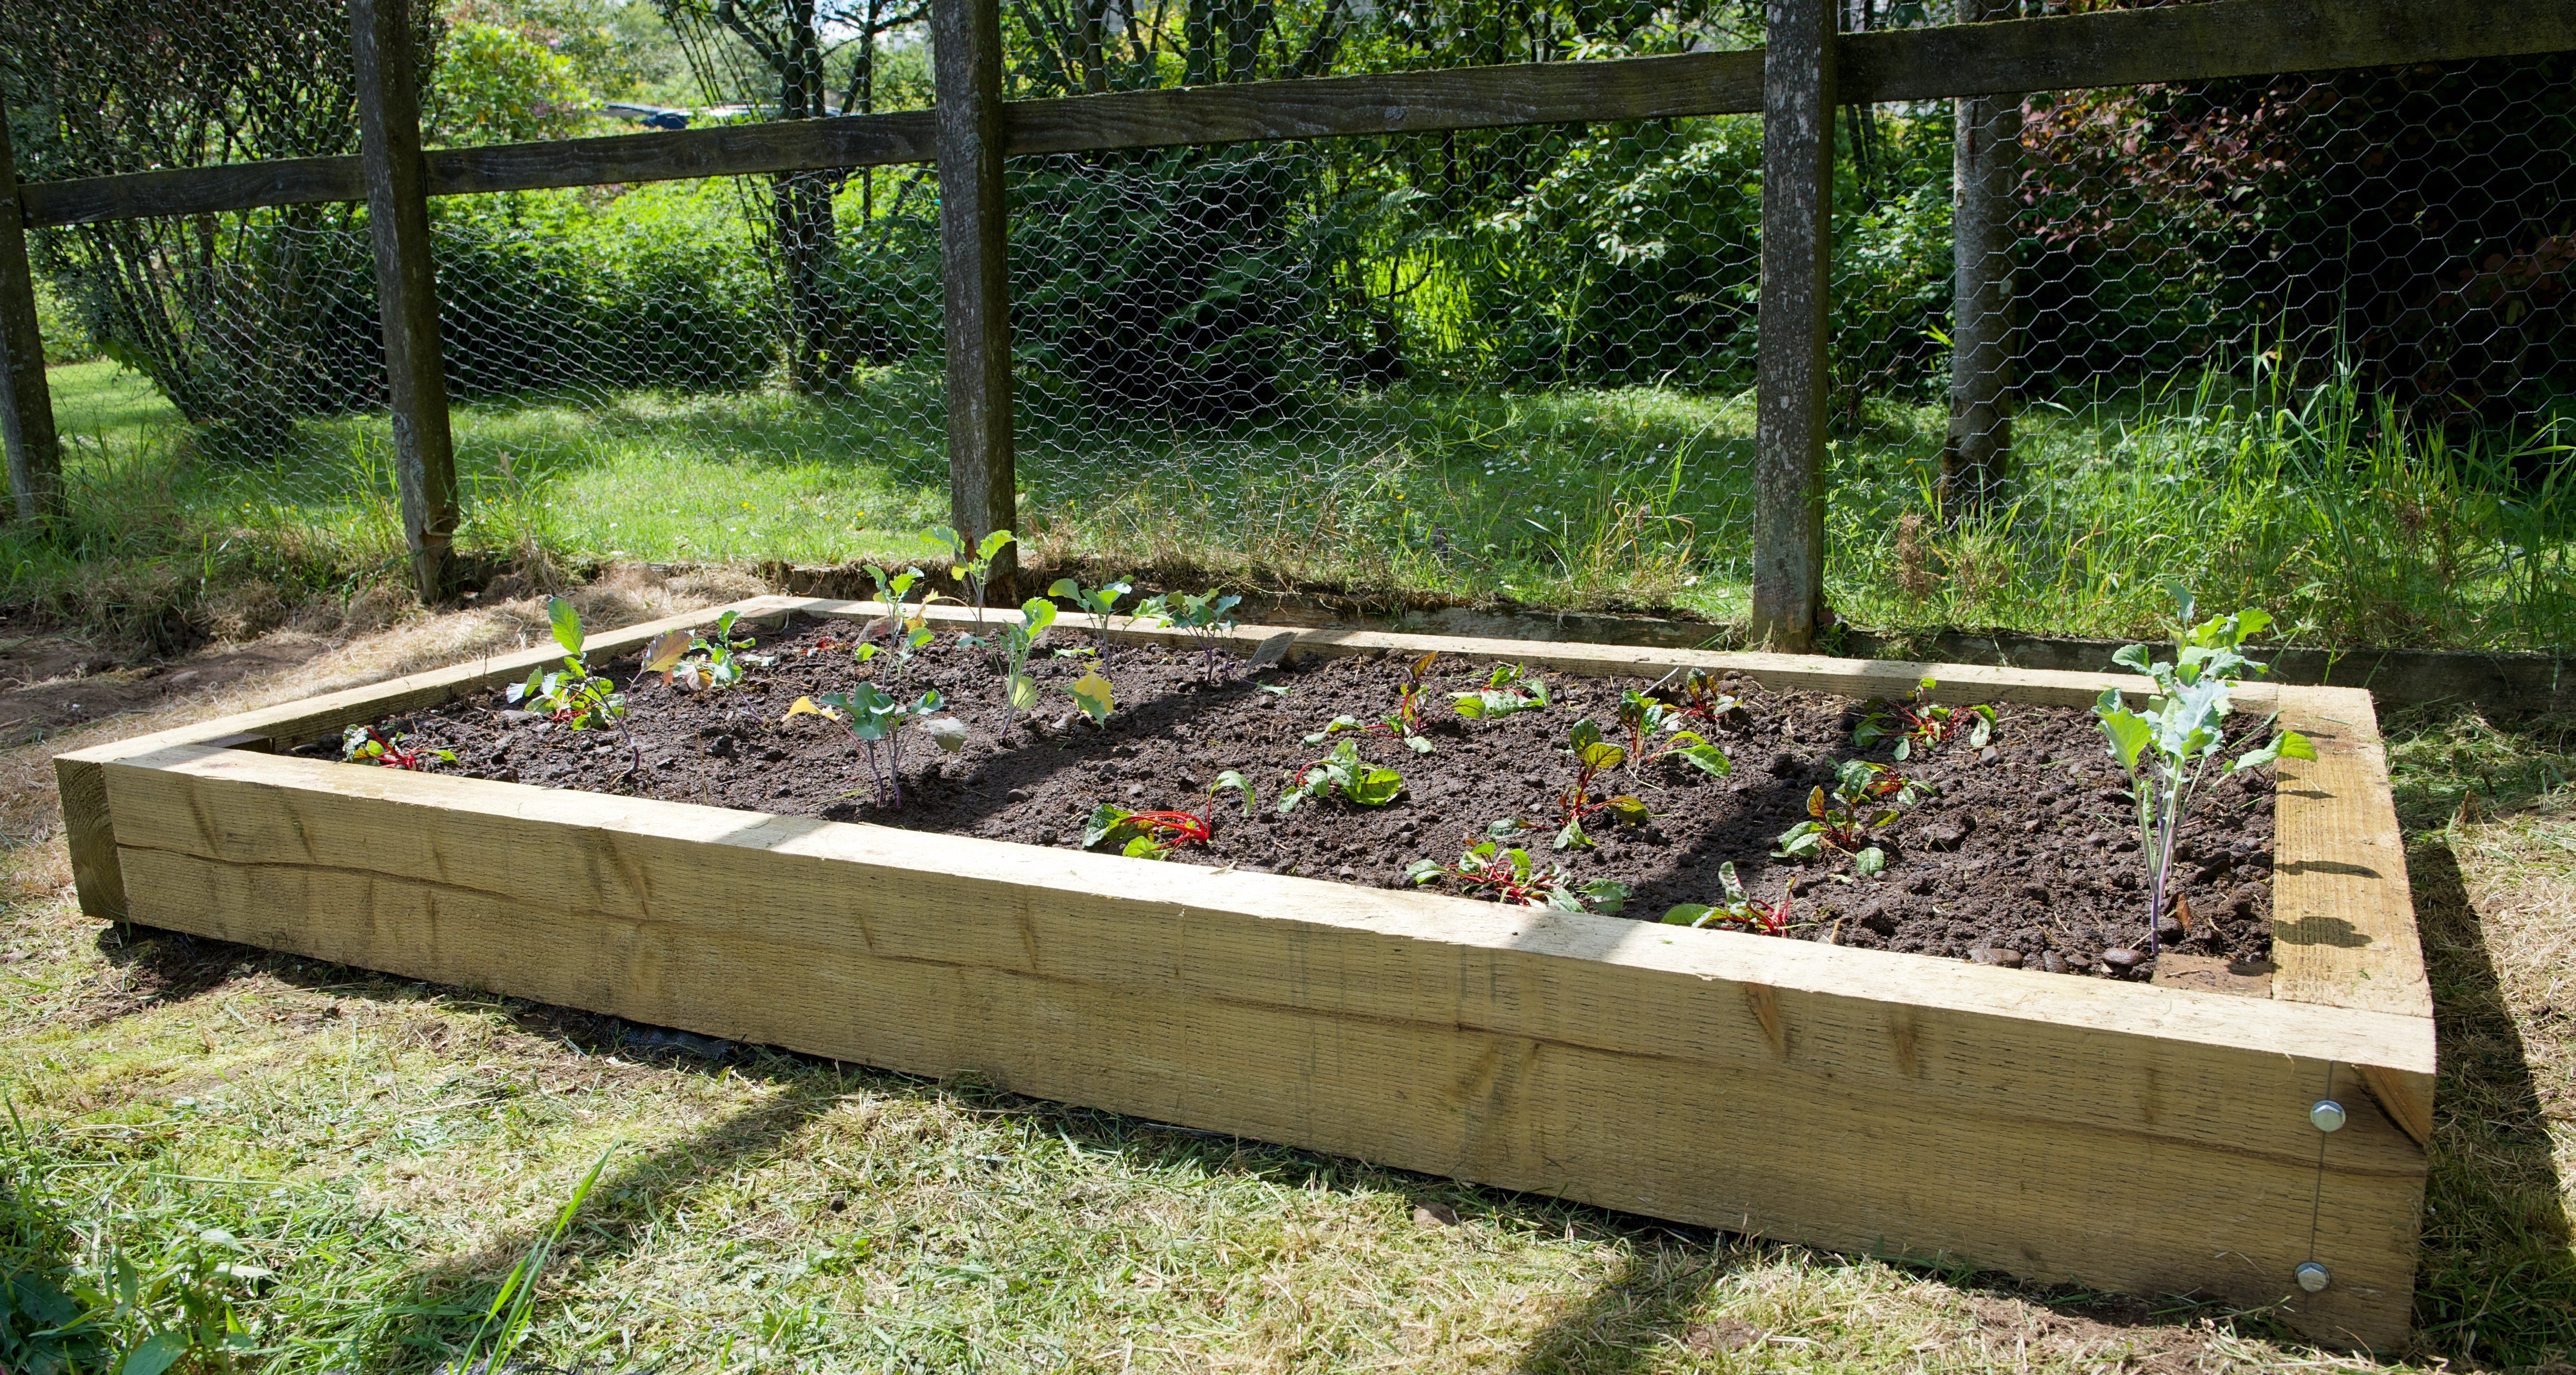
[1942,0,2019,510]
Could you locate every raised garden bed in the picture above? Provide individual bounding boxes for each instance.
[56,594,2434,1348]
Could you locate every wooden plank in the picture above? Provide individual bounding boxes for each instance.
[103,743,2431,1345]
[0,92,62,526]
[2272,685,2433,1021]
[934,0,1018,586]
[1750,0,1834,652]
[1842,0,2576,105]
[50,596,803,918]
[352,0,460,603]
[424,114,938,197]
[20,0,2576,228]
[1004,49,1764,154]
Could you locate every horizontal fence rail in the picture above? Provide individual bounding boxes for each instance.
[19,0,2575,229]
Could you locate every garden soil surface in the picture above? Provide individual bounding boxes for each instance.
[318,617,2279,979]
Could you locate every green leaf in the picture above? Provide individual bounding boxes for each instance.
[1347,768,1404,807]
[1451,694,1490,720]
[977,529,1016,561]
[1404,735,1435,755]
[1554,817,1589,850]
[1663,904,1716,927]
[1212,770,1257,815]
[2111,643,2154,675]
[1008,674,1039,712]
[2278,729,2315,761]
[118,1332,187,1375]
[1603,795,1650,825]
[1673,742,1733,778]
[1066,670,1115,725]
[1892,737,1912,761]
[1405,859,1445,885]
[1569,718,1602,751]
[641,628,692,674]
[1577,741,1626,771]
[1121,835,1164,860]
[1083,803,1135,851]
[925,716,970,754]
[2099,708,2152,772]
[1774,821,1823,858]
[1853,846,1887,876]
[1020,597,1058,634]
[547,597,584,656]
[1048,576,1078,600]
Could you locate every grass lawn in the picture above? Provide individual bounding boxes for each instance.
[0,582,2567,1372]
[18,360,2575,652]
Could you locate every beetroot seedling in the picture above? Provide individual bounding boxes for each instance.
[1450,662,1550,720]
[1854,675,1995,759]
[1405,842,1629,913]
[1612,688,1733,780]
[1667,668,1748,727]
[1663,862,1794,935]
[1774,760,1930,873]
[1553,718,1650,849]
[341,725,455,771]
[1277,739,1405,815]
[1083,802,1215,859]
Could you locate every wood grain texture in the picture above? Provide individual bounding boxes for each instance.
[108,743,2427,1344]
[51,596,802,917]
[24,0,2573,228]
[1005,49,1764,153]
[0,92,62,525]
[1751,0,1833,652]
[1843,0,2576,104]
[353,0,459,601]
[935,0,1019,583]
[2271,686,2431,1022]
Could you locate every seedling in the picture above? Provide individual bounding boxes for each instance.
[1082,802,1214,859]
[1405,843,1630,913]
[1661,861,1793,935]
[1854,676,1995,759]
[1450,662,1550,719]
[928,525,1015,640]
[1774,760,1931,873]
[1134,589,1243,683]
[1048,577,1133,664]
[509,597,648,782]
[1668,668,1747,727]
[1553,718,1650,849]
[2095,592,2313,958]
[1212,770,1257,815]
[1612,688,1734,780]
[854,564,942,702]
[1303,654,1442,756]
[1065,667,1114,727]
[341,725,454,771]
[785,685,965,809]
[998,597,1059,735]
[1277,739,1405,815]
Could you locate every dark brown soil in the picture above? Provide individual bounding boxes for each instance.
[308,618,2279,979]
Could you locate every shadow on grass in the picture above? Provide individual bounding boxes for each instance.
[2406,837,2576,1367]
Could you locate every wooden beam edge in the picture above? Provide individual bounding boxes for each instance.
[2269,684,2434,1024]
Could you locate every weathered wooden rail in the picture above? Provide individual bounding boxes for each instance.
[0,0,2569,632]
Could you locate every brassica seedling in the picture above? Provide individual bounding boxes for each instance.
[928,525,1014,640]
[786,685,963,809]
[2095,592,2313,958]
[1065,666,1113,726]
[509,597,650,783]
[1406,843,1628,913]
[997,597,1058,736]
[1133,589,1242,683]
[1048,577,1132,664]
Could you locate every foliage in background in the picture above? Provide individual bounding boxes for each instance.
[427,20,599,146]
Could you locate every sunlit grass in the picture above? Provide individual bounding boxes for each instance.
[15,359,2572,650]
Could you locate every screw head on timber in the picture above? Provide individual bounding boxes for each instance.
[2310,1099,2348,1132]
[2295,1262,2331,1293]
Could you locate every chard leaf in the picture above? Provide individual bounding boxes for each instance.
[1404,859,1444,885]
[1673,742,1733,778]
[1347,768,1404,807]
[1663,904,1716,927]
[641,630,693,674]
[1853,846,1887,876]
[1082,803,1135,851]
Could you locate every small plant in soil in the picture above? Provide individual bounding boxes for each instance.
[1064,666,1114,727]
[1212,769,1257,815]
[1406,842,1630,913]
[1662,861,1794,935]
[1667,667,1747,727]
[662,608,765,690]
[1612,689,1733,780]
[509,598,650,782]
[1049,577,1133,663]
[1305,653,1442,755]
[786,688,966,809]
[1854,675,1995,759]
[1277,739,1405,815]
[927,525,1014,642]
[1553,718,1650,849]
[341,725,454,771]
[855,565,942,696]
[1135,589,1243,683]
[997,597,1058,735]
[1775,760,1931,874]
[1450,662,1550,719]
[1082,802,1214,859]
[2095,594,2313,957]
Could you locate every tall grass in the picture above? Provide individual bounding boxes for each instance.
[13,355,2572,650]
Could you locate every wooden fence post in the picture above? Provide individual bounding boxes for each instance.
[1752,0,1835,651]
[934,0,1019,587]
[0,95,63,529]
[353,0,461,602]
[1943,0,2019,508]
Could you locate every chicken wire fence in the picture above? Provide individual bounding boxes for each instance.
[15,41,2576,618]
